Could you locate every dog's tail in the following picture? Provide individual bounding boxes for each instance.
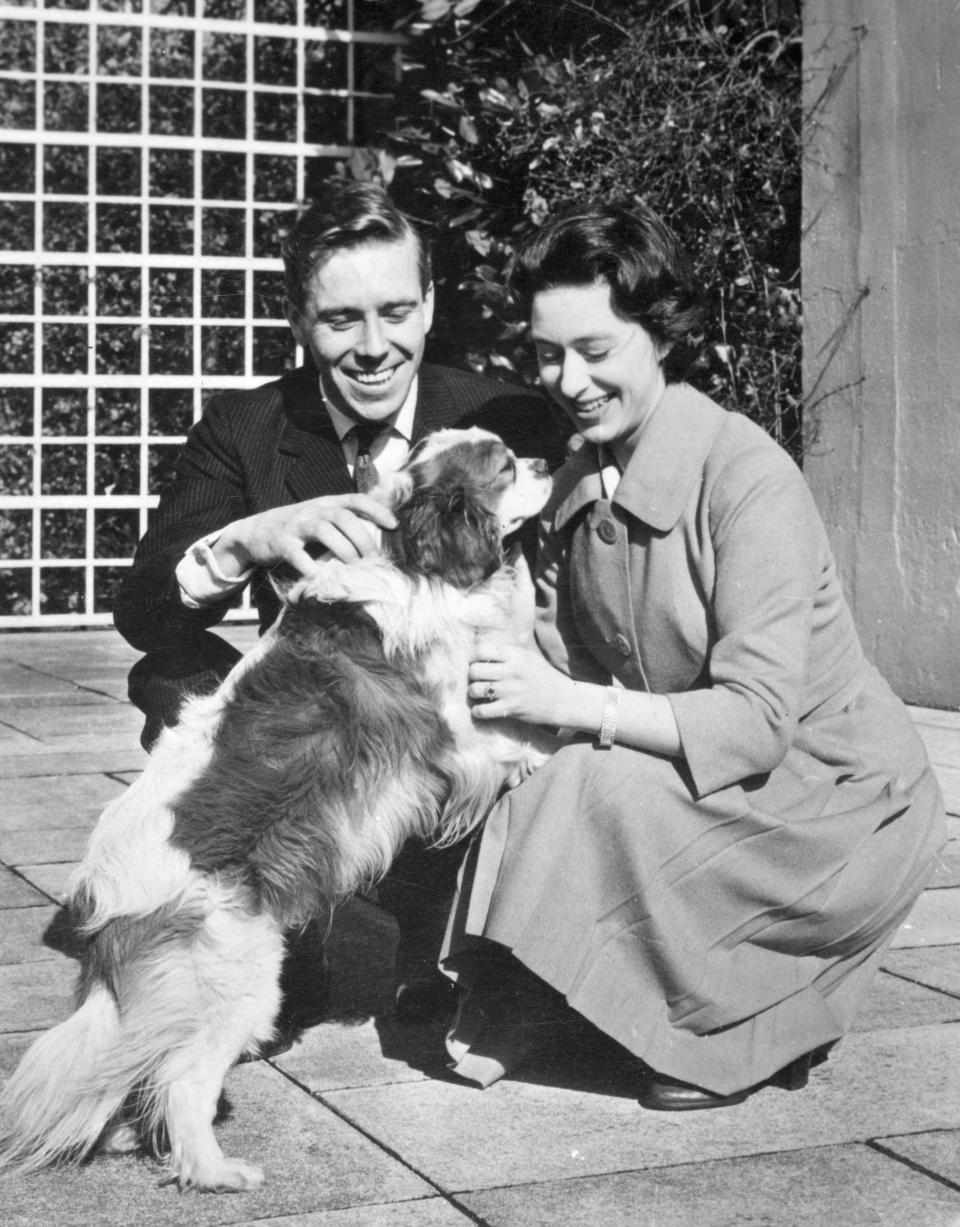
[0,984,128,1175]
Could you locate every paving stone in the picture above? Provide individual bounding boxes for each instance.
[0,906,62,964]
[880,1129,960,1187]
[933,765,960,816]
[928,841,960,888]
[3,1059,434,1227]
[0,663,87,701]
[1,733,145,762]
[7,704,142,742]
[0,724,45,754]
[0,865,49,908]
[274,1016,439,1096]
[109,770,142,786]
[882,946,960,998]
[892,888,960,949]
[851,969,960,1032]
[0,773,126,830]
[17,862,79,902]
[0,825,92,866]
[0,748,149,778]
[0,958,76,1032]
[235,1199,475,1226]
[910,706,960,729]
[916,724,960,769]
[459,1143,960,1226]
[325,1025,960,1192]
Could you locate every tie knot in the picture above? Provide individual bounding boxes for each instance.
[349,421,383,455]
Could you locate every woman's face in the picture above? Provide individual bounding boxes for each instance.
[530,279,667,455]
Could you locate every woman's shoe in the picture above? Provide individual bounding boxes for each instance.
[637,1045,832,1112]
[637,1075,752,1111]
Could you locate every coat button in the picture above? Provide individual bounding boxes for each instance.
[614,633,631,656]
[597,519,617,544]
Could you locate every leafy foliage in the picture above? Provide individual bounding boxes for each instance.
[352,0,803,454]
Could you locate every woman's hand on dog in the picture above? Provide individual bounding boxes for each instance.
[469,638,594,730]
[211,495,398,578]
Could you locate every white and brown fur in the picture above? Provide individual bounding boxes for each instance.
[0,428,555,1193]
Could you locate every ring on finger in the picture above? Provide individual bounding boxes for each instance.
[484,684,496,702]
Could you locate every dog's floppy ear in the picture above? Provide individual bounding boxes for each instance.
[375,468,414,509]
[388,484,503,588]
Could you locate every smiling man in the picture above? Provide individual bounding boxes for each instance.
[112,180,564,1021]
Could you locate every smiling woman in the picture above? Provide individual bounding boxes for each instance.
[446,201,947,1112]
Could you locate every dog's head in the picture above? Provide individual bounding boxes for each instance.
[377,428,552,589]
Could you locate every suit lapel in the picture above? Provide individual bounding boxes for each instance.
[277,368,354,503]
[411,365,461,440]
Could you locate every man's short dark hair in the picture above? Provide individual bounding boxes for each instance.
[509,202,706,383]
[282,181,432,311]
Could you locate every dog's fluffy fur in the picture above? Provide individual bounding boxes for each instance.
[0,428,555,1192]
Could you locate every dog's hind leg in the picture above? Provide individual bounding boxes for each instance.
[151,904,285,1192]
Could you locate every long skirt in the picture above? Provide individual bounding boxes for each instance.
[441,669,946,1095]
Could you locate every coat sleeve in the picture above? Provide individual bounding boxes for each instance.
[112,395,256,652]
[666,443,825,797]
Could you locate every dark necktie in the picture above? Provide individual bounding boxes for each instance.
[349,421,382,493]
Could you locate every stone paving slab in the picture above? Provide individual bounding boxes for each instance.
[915,724,960,768]
[0,748,147,780]
[892,888,960,949]
[880,1129,960,1187]
[0,824,93,866]
[3,1059,437,1227]
[882,946,960,997]
[322,1025,960,1193]
[4,705,144,742]
[0,724,46,754]
[935,765,960,816]
[0,774,127,832]
[15,861,78,902]
[0,865,50,909]
[0,905,62,964]
[232,1201,476,1226]
[458,1143,960,1227]
[0,960,76,1032]
[930,842,960,888]
[850,969,960,1032]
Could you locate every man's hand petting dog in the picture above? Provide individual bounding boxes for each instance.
[211,494,399,579]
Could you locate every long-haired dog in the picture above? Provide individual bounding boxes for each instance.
[0,428,555,1193]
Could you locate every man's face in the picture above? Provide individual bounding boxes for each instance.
[286,235,434,423]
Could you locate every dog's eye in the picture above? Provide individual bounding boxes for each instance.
[498,456,516,477]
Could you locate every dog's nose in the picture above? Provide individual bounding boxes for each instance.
[529,457,549,474]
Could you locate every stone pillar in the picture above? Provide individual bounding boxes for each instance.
[802,0,960,707]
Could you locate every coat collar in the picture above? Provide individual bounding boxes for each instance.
[552,384,729,533]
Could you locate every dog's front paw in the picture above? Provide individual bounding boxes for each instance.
[99,1121,140,1154]
[174,1155,266,1193]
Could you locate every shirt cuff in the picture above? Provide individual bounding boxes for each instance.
[176,529,254,609]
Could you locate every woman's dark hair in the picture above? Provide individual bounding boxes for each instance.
[282,181,432,311]
[510,202,706,383]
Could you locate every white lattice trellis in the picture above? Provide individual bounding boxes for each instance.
[0,0,402,626]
